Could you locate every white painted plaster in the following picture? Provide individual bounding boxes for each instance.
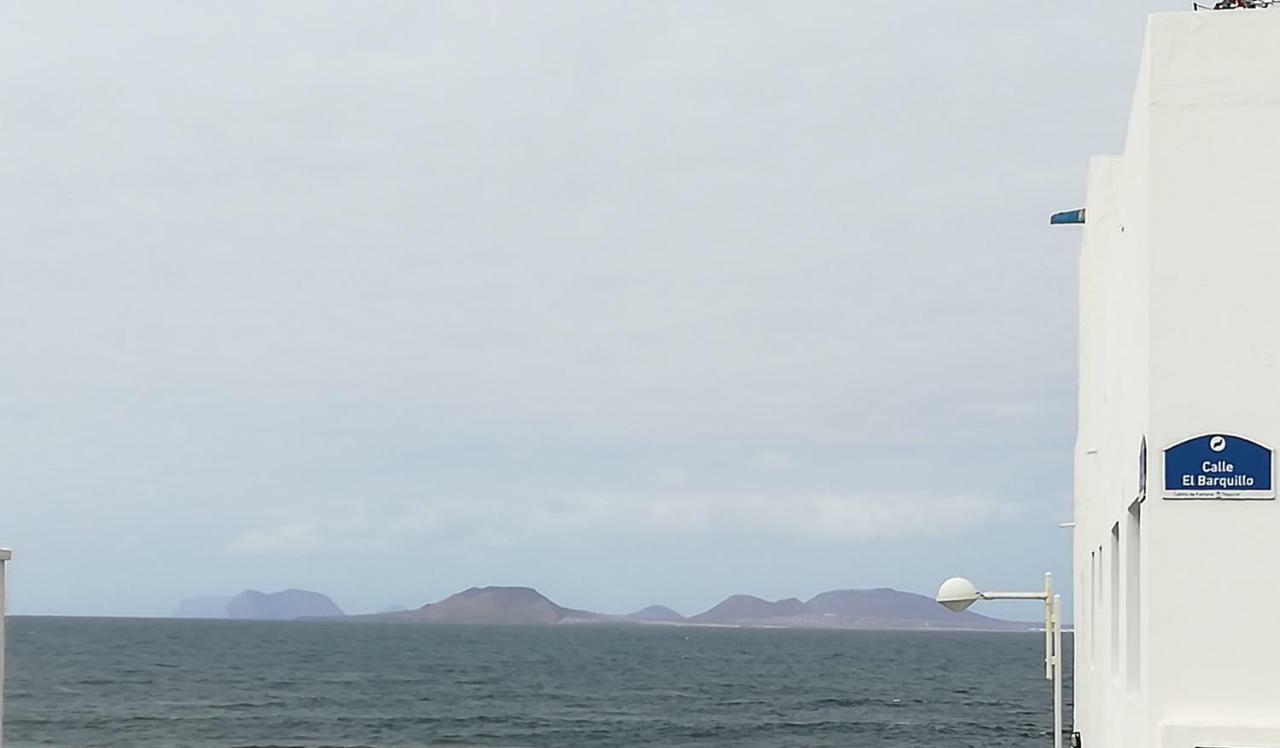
[1074,9,1280,748]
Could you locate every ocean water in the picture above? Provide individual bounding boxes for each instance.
[6,617,1072,748]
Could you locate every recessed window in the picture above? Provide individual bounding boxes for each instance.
[1126,501,1142,692]
[1090,549,1098,667]
[1110,522,1120,676]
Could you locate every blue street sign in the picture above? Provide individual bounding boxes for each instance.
[1164,434,1274,500]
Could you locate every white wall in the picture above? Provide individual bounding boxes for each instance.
[1074,10,1280,748]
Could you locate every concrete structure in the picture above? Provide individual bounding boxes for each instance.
[1073,9,1280,748]
[0,549,11,748]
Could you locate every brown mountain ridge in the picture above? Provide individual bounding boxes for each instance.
[348,585,1028,631]
[371,586,604,625]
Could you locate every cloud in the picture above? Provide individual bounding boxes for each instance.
[654,465,690,486]
[224,491,1022,557]
[754,450,795,470]
[0,0,1162,612]
[224,500,458,556]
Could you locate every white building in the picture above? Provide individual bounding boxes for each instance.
[1073,8,1280,748]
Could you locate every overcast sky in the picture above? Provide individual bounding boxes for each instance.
[0,1,1187,617]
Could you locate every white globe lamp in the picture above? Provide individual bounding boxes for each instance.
[936,576,980,612]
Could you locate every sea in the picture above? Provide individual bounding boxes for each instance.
[6,617,1073,748]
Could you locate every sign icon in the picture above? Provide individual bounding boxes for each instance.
[1210,435,1227,453]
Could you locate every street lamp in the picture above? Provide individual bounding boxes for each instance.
[936,572,1063,748]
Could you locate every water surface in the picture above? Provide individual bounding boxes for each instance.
[7,617,1073,747]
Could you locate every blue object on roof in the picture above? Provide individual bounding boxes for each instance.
[1050,208,1086,225]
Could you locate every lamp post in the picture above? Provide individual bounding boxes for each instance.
[936,572,1063,748]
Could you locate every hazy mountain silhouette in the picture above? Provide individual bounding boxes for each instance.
[376,586,602,625]
[624,605,687,623]
[689,594,807,625]
[680,589,1027,630]
[226,589,344,620]
[369,586,1025,630]
[798,588,1024,630]
[184,584,1028,630]
[174,589,344,620]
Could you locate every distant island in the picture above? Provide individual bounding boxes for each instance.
[173,589,344,620]
[176,585,1027,631]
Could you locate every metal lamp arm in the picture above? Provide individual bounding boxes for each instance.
[977,591,1050,601]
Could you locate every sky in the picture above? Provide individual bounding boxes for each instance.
[0,1,1190,618]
